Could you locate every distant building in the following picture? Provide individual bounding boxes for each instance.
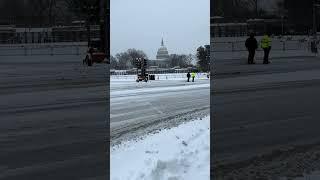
[284,0,313,34]
[156,38,170,60]
[149,38,171,68]
[247,18,287,36]
[211,18,288,37]
[211,22,248,37]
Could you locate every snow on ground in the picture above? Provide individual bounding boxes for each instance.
[279,171,320,180]
[111,83,209,97]
[110,116,210,180]
[111,73,209,81]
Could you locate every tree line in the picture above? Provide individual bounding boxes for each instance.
[213,0,289,20]
[110,45,210,72]
[0,0,102,26]
[212,0,317,33]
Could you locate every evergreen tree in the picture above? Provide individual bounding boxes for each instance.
[196,45,210,72]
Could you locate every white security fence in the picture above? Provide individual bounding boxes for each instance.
[111,69,194,76]
[211,36,319,61]
[212,39,310,52]
[111,73,210,81]
[0,43,87,56]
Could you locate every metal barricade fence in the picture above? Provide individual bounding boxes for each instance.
[110,69,191,76]
[0,43,88,56]
[211,39,315,61]
[211,40,310,53]
[111,73,209,80]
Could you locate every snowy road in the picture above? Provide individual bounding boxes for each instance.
[0,55,108,179]
[212,56,320,179]
[110,79,210,143]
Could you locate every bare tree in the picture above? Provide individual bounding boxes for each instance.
[169,54,192,68]
[0,0,73,26]
[65,0,100,23]
[127,49,148,67]
[110,55,118,69]
[213,0,257,19]
[114,49,148,70]
[115,52,131,70]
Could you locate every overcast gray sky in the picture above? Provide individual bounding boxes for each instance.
[111,0,209,59]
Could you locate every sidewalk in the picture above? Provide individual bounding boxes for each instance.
[213,56,320,76]
[213,50,315,61]
[214,69,320,92]
[213,56,320,92]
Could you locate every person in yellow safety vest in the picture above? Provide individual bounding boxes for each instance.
[261,33,272,64]
[191,72,196,82]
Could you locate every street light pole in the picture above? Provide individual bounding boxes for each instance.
[99,0,106,53]
[106,0,110,58]
[256,0,258,18]
[312,0,319,53]
[313,1,317,41]
[281,15,284,36]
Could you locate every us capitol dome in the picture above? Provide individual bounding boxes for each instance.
[156,38,169,60]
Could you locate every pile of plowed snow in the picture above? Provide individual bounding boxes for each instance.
[111,116,210,180]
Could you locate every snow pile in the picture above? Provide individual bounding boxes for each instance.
[110,116,210,180]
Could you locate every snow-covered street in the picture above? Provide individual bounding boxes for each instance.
[110,75,210,180]
[212,56,320,179]
[110,77,210,143]
[0,55,107,179]
[111,116,210,180]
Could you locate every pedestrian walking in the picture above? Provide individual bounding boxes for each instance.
[261,33,272,64]
[191,72,196,82]
[245,33,258,64]
[187,72,191,82]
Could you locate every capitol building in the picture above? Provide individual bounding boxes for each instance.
[149,38,171,68]
[156,38,170,60]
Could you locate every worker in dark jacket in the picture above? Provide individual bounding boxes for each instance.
[245,33,258,64]
[187,72,191,82]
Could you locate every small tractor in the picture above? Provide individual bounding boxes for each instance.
[137,73,149,82]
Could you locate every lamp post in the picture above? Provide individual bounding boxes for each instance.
[206,54,210,74]
[86,5,96,47]
[205,45,210,73]
[313,1,317,43]
[281,15,284,36]
[99,0,106,53]
[106,1,110,58]
[49,0,55,27]
[255,0,258,18]
[312,0,320,53]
